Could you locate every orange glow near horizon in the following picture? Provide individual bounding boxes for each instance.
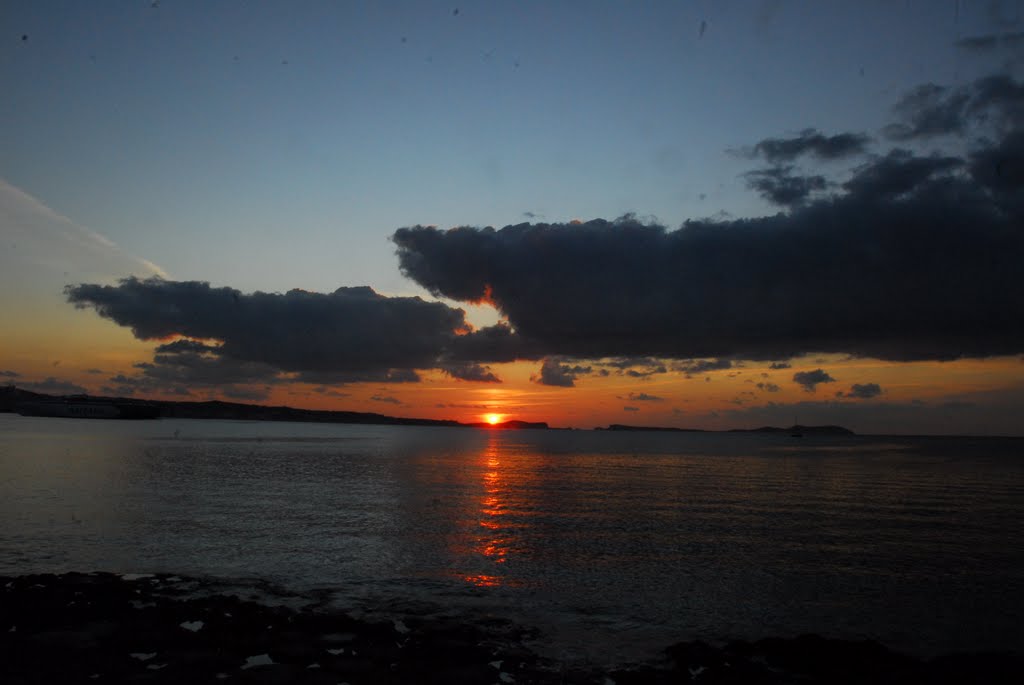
[485,413,503,425]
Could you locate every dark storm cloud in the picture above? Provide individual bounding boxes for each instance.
[440,362,501,383]
[884,83,970,139]
[142,345,282,387]
[103,344,280,398]
[393,76,1024,364]
[968,128,1024,195]
[884,75,1024,140]
[66,277,507,385]
[750,129,870,163]
[20,377,88,395]
[842,149,962,198]
[289,368,422,387]
[793,369,836,392]
[66,278,465,376]
[445,322,545,363]
[955,31,1024,53]
[743,166,828,207]
[533,358,591,387]
[842,382,883,399]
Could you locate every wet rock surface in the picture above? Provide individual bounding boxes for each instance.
[2,573,1020,684]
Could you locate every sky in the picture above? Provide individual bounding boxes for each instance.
[2,0,1024,434]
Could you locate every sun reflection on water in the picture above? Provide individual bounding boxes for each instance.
[460,434,514,587]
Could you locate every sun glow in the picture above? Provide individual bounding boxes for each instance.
[485,413,503,425]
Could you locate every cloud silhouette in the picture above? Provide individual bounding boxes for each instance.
[750,128,870,163]
[884,74,1024,140]
[601,357,668,377]
[394,74,1024,365]
[393,165,1023,362]
[793,369,836,392]
[675,359,733,377]
[532,358,591,387]
[743,166,828,207]
[441,362,501,383]
[842,382,883,399]
[65,277,508,387]
[626,392,664,402]
[842,149,962,197]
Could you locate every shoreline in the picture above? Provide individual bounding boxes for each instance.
[2,572,1020,684]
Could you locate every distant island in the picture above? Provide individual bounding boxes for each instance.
[465,419,550,430]
[1,386,853,434]
[598,423,855,435]
[599,424,706,432]
[1,386,460,428]
[730,424,856,436]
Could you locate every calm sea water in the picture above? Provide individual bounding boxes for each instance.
[1,413,1022,663]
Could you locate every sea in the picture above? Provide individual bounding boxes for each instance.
[1,413,1022,665]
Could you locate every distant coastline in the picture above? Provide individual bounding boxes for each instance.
[0,386,853,434]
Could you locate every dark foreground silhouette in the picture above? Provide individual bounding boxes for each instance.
[1,572,1018,684]
[2,387,854,434]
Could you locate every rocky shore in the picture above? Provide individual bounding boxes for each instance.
[2,572,1020,684]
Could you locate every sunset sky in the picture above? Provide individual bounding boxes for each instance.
[3,1,1023,434]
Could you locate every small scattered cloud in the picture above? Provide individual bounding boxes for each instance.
[841,382,883,399]
[626,392,664,402]
[532,358,591,387]
[602,357,667,378]
[676,359,732,377]
[757,382,781,393]
[312,386,351,398]
[623,406,640,412]
[1,370,20,378]
[370,394,402,405]
[793,369,836,393]
[440,362,501,383]
[749,128,871,163]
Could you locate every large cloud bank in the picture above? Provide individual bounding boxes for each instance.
[65,278,503,392]
[394,74,1024,364]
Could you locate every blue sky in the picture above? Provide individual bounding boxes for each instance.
[4,0,1006,295]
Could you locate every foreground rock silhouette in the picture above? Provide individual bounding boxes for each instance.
[1,573,1020,683]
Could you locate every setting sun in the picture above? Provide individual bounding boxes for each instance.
[485,413,503,425]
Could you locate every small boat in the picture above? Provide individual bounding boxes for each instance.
[16,397,160,420]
